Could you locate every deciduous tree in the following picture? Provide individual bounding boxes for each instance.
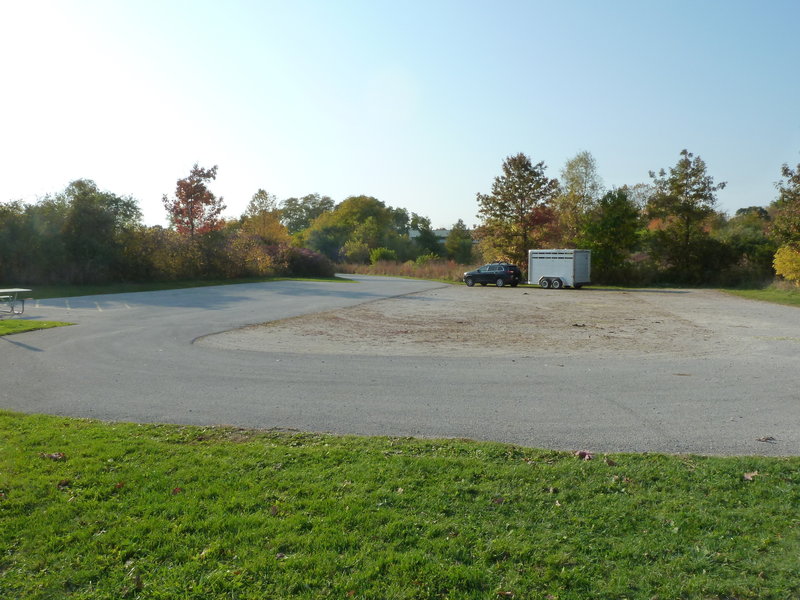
[60,179,142,282]
[555,151,603,246]
[280,193,334,234]
[476,153,559,265]
[770,162,800,246]
[410,213,441,256]
[162,164,226,237]
[444,219,474,264]
[646,149,727,281]
[580,188,641,282]
[241,189,289,246]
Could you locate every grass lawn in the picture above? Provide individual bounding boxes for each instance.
[0,319,72,337]
[1,412,798,599]
[721,286,800,308]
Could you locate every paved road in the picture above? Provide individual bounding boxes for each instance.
[2,276,799,456]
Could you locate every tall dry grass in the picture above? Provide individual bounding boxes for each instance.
[337,260,474,282]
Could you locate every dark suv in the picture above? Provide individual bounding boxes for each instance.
[463,262,523,287]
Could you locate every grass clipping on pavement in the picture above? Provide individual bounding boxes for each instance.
[1,412,798,599]
[0,320,72,336]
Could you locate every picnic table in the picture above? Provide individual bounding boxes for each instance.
[0,288,32,317]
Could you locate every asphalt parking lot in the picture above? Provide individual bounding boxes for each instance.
[3,276,799,455]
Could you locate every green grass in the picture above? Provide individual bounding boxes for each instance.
[0,319,72,336]
[1,412,798,599]
[6,276,351,301]
[721,286,800,308]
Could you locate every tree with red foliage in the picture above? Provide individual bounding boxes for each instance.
[162,164,226,237]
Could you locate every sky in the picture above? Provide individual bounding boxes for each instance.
[1,0,799,229]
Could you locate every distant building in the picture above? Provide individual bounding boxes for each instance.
[409,228,451,240]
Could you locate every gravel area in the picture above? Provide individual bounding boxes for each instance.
[199,285,784,359]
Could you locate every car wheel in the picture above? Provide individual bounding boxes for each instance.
[465,277,474,287]
[551,278,562,289]
[539,278,550,289]
[495,278,504,287]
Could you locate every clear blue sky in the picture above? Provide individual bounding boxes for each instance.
[2,0,798,228]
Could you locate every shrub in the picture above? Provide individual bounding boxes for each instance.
[342,240,370,264]
[370,247,397,264]
[774,244,800,284]
[267,245,335,278]
[414,253,439,266]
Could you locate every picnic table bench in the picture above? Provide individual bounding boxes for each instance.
[0,288,32,317]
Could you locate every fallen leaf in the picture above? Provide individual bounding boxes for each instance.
[743,471,759,481]
[270,505,279,516]
[604,457,617,466]
[491,496,505,505]
[575,450,593,461]
[756,436,776,443]
[40,452,66,461]
[275,553,286,560]
[114,482,125,489]
[57,479,71,490]
[171,487,184,495]
[396,487,404,494]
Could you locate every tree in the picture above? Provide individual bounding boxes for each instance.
[245,188,277,217]
[410,213,441,256]
[770,162,800,246]
[476,153,559,265]
[580,189,641,282]
[60,179,142,282]
[646,149,727,281]
[162,164,226,237]
[240,189,290,246]
[713,208,775,282]
[280,193,334,234]
[303,195,411,261]
[554,151,603,246]
[444,219,474,264]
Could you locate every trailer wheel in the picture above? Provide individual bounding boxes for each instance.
[539,278,550,289]
[551,278,562,289]
[495,278,505,287]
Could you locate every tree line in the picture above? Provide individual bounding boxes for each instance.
[0,164,472,285]
[1,152,798,287]
[476,150,800,286]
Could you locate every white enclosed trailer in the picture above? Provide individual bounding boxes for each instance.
[527,249,591,289]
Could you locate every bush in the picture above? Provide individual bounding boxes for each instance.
[370,247,397,264]
[774,245,800,284]
[414,253,439,266]
[267,245,336,278]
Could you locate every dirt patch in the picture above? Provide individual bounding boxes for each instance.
[199,285,731,357]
